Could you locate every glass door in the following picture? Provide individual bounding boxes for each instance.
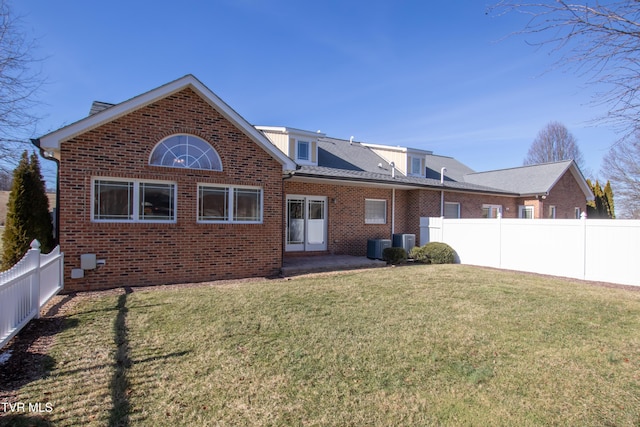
[286,195,327,252]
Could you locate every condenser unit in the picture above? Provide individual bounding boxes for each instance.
[392,233,416,254]
[367,239,391,260]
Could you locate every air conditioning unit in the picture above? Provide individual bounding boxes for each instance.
[367,239,391,260]
[392,233,416,254]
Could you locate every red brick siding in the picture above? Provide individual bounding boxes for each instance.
[285,181,402,256]
[58,88,284,291]
[534,170,587,218]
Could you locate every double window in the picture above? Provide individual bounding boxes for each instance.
[482,204,502,218]
[198,185,263,223]
[93,179,176,222]
[519,205,534,219]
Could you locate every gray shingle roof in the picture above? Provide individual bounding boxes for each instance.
[464,160,575,195]
[317,137,400,176]
[289,132,589,198]
[425,154,475,182]
[294,165,517,194]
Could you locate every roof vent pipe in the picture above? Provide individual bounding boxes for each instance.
[440,167,447,185]
[390,161,395,178]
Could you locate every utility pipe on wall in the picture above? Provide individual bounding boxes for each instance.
[440,167,447,217]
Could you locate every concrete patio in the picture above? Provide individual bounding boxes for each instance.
[281,254,387,277]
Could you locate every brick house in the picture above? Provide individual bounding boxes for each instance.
[32,75,593,291]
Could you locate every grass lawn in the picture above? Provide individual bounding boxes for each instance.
[3,264,640,426]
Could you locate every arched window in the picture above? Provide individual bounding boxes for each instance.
[150,134,222,170]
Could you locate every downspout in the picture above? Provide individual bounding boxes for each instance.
[391,188,396,235]
[31,139,60,246]
[440,167,447,217]
[282,170,296,265]
[390,161,396,234]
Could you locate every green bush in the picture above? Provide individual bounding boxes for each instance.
[382,247,407,265]
[409,242,456,264]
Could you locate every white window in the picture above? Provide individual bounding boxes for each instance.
[93,178,176,222]
[519,205,534,219]
[365,199,387,224]
[444,202,460,218]
[575,207,582,219]
[482,204,502,218]
[150,134,222,170]
[548,206,556,219]
[297,140,310,162]
[198,185,262,223]
[410,156,423,176]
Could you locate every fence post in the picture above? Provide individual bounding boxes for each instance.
[497,211,502,268]
[29,240,42,319]
[581,212,587,280]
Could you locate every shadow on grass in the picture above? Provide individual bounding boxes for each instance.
[110,287,133,427]
[108,287,191,426]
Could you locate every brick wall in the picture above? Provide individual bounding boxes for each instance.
[285,181,405,256]
[534,170,587,218]
[59,88,284,291]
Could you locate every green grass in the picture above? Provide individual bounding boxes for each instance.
[3,265,640,426]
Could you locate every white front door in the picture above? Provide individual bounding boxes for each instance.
[286,195,327,252]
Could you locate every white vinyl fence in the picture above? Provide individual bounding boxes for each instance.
[0,240,64,349]
[420,216,640,287]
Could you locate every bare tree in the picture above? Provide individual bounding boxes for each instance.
[524,121,585,169]
[489,1,640,139]
[601,134,640,218]
[0,0,43,171]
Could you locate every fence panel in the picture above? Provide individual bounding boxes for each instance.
[0,242,64,349]
[585,220,640,285]
[39,246,64,307]
[421,217,639,287]
[0,248,41,349]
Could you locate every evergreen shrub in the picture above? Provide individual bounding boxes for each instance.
[409,242,456,264]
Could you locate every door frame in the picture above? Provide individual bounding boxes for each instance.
[285,195,328,252]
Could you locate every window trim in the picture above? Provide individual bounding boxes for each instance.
[482,204,502,218]
[197,184,263,224]
[365,199,387,224]
[296,140,310,162]
[519,205,534,219]
[92,177,177,223]
[444,202,461,219]
[409,156,423,176]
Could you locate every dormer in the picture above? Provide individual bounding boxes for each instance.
[361,143,432,177]
[257,126,324,166]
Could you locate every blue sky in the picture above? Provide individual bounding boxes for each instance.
[14,0,618,184]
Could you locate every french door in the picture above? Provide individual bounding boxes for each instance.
[286,195,327,252]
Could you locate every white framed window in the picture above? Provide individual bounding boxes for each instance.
[482,204,502,218]
[365,199,387,224]
[548,205,556,219]
[198,184,263,223]
[296,140,310,162]
[444,202,460,218]
[409,156,423,176]
[150,134,222,170]
[575,207,582,219]
[519,205,534,219]
[93,178,176,223]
